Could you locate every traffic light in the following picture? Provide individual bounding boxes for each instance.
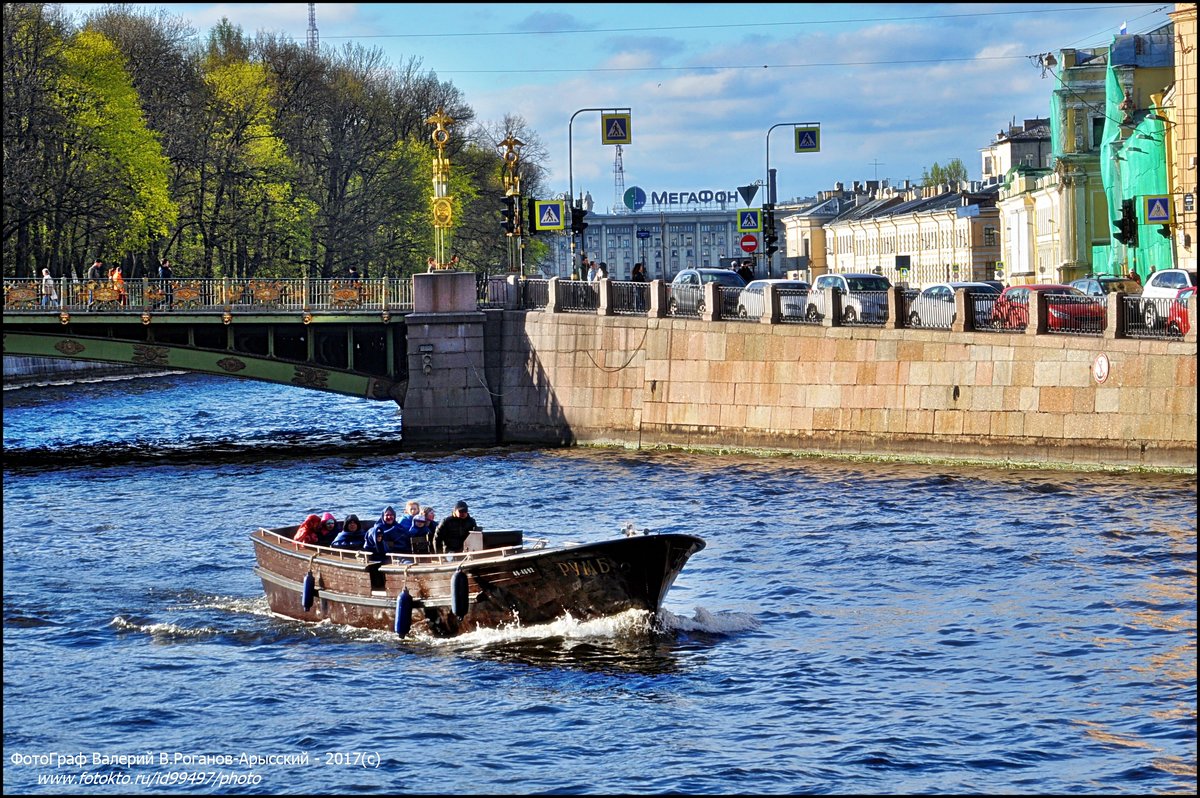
[501,195,518,236]
[525,199,541,236]
[762,204,779,256]
[570,204,589,235]
[1113,198,1138,246]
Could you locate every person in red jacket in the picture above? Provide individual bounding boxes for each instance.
[293,514,323,545]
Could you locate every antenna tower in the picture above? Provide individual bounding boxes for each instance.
[306,3,319,53]
[613,144,626,214]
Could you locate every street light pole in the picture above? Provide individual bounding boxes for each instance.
[765,121,820,277]
[568,107,630,276]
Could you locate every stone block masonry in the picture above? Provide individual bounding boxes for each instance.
[492,313,1196,470]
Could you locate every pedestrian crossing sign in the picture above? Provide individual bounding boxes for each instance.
[601,112,632,145]
[533,200,566,231]
[794,125,820,153]
[737,209,762,233]
[1143,194,1173,224]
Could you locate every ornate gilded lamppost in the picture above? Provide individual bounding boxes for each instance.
[427,107,458,271]
[499,133,524,274]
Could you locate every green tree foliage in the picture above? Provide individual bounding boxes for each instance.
[1,4,538,281]
[60,30,176,268]
[920,158,969,186]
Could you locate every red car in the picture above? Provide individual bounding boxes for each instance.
[990,284,1106,332]
[1166,286,1194,335]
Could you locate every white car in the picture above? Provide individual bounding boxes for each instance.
[907,281,1000,328]
[1140,269,1198,329]
[806,273,892,323]
[736,279,810,319]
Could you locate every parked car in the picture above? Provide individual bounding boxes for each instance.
[1166,286,1194,335]
[1069,276,1143,298]
[1140,269,1198,329]
[667,268,745,316]
[806,273,892,323]
[990,284,1105,332]
[906,281,1000,328]
[737,279,810,319]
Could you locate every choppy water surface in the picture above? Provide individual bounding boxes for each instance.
[3,373,1196,795]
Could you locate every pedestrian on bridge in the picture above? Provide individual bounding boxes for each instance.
[109,264,127,306]
[157,258,174,310]
[40,269,59,309]
[86,259,103,309]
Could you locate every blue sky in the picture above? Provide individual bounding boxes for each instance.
[59,3,1173,210]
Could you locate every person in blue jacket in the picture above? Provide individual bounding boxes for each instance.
[365,505,409,557]
[330,514,365,549]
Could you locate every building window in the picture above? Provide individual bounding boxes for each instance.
[984,226,997,246]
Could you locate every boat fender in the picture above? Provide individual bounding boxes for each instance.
[301,572,316,611]
[394,588,413,637]
[451,571,469,619]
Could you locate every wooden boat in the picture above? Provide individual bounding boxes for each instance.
[250,524,706,638]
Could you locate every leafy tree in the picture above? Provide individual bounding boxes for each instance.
[3,3,70,276]
[921,158,969,186]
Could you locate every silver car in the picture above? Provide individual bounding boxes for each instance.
[806,273,892,323]
[667,268,745,316]
[737,279,810,319]
[907,281,1000,328]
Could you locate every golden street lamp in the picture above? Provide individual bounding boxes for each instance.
[427,107,458,271]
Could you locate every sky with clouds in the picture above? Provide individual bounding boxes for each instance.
[58,3,1174,210]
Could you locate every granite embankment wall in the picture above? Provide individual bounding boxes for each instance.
[494,312,1198,470]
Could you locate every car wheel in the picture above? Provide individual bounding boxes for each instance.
[805,304,820,322]
[842,307,858,324]
[908,311,921,327]
[1144,303,1158,330]
[738,306,748,319]
[696,301,706,316]
[992,314,1006,330]
[667,298,678,316]
[1167,320,1182,335]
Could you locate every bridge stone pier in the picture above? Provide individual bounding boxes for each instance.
[401,272,497,446]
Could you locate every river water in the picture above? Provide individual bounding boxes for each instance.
[2,373,1195,795]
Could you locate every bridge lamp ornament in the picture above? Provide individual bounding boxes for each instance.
[427,107,457,270]
[499,134,525,273]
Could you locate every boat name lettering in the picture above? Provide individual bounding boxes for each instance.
[557,558,613,577]
[512,567,536,577]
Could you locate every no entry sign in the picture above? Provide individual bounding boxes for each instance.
[740,234,758,252]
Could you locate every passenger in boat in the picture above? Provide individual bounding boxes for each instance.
[407,510,433,553]
[365,505,409,556]
[330,514,365,549]
[399,499,422,533]
[431,500,480,554]
[318,512,339,546]
[293,514,324,545]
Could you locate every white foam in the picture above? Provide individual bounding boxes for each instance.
[659,606,761,633]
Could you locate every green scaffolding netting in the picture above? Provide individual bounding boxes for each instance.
[1099,64,1172,279]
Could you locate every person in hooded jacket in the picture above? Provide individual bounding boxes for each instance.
[318,512,339,546]
[293,514,323,545]
[365,505,409,556]
[330,514,365,549]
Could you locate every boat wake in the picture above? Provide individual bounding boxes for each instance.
[660,606,760,634]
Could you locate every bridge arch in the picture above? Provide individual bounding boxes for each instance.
[3,316,408,403]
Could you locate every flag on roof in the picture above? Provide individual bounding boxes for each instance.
[1119,20,1127,34]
